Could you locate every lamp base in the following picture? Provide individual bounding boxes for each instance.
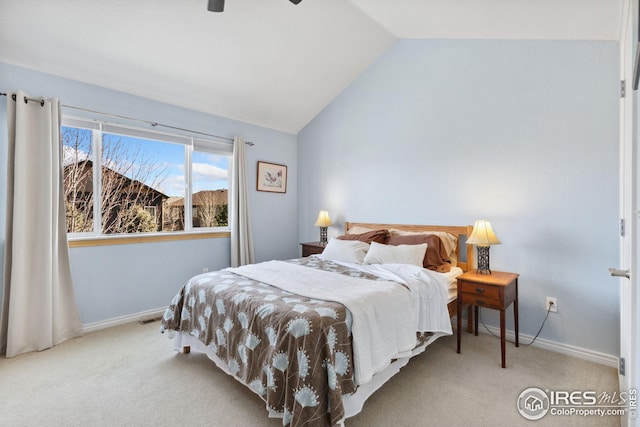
[475,246,492,275]
[319,227,328,244]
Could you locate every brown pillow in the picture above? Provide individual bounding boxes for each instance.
[386,234,451,272]
[337,229,389,244]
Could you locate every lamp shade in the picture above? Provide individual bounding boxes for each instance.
[314,211,332,227]
[466,220,501,247]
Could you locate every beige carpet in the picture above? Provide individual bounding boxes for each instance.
[0,320,619,427]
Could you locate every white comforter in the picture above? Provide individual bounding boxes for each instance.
[346,262,453,335]
[227,260,451,386]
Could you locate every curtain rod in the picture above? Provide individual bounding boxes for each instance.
[0,92,255,146]
[1,92,45,106]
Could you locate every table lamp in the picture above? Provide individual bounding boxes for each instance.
[314,211,331,244]
[466,219,501,274]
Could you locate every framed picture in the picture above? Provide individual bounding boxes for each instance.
[257,161,287,193]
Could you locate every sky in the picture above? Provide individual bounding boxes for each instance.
[62,126,229,198]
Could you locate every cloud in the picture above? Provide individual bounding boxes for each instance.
[192,162,228,180]
[192,162,229,193]
[62,144,91,166]
[157,173,185,197]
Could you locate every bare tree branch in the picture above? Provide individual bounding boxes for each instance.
[63,127,228,234]
[64,129,170,234]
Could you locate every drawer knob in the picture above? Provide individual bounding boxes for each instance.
[476,287,485,293]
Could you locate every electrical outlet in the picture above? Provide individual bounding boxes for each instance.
[203,268,209,273]
[545,297,557,313]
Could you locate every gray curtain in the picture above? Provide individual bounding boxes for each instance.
[1,90,83,358]
[230,136,254,267]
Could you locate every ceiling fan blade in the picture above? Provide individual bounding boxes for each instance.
[208,0,224,12]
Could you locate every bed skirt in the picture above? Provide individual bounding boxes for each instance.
[170,331,446,426]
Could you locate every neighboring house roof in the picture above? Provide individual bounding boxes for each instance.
[64,160,168,200]
[165,196,184,206]
[166,190,228,207]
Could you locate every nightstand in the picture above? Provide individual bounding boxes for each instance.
[456,270,519,368]
[300,241,326,257]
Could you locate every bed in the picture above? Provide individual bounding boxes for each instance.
[160,222,474,427]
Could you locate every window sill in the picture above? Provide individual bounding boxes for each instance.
[68,230,231,248]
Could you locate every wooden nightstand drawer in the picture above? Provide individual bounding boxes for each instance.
[461,292,501,309]
[459,281,500,300]
[457,270,519,368]
[301,242,325,257]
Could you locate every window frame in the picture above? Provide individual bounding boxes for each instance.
[62,115,233,245]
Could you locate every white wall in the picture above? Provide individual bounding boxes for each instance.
[298,39,620,356]
[0,62,298,325]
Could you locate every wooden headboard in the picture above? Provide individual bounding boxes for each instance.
[345,222,475,272]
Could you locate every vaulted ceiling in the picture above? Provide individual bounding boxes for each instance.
[0,0,624,133]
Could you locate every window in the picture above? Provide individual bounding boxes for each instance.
[192,150,229,228]
[144,206,157,219]
[62,116,231,237]
[63,126,94,233]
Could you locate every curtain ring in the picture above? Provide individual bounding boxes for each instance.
[23,96,28,104]
[11,94,16,101]
[40,99,45,107]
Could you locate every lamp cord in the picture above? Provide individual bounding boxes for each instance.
[479,304,552,346]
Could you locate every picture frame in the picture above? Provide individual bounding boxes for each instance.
[256,161,287,193]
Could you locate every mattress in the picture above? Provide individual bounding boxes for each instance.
[162,258,459,427]
[442,266,463,303]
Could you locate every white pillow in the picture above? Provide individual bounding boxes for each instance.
[319,238,370,264]
[363,241,428,267]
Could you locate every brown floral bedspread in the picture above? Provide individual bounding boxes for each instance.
[161,257,432,426]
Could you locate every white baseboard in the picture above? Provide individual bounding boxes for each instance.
[82,307,166,334]
[478,324,618,369]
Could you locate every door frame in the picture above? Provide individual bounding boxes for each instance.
[619,2,638,426]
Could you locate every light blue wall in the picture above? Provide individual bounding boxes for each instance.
[0,38,622,356]
[0,62,298,325]
[298,40,620,356]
